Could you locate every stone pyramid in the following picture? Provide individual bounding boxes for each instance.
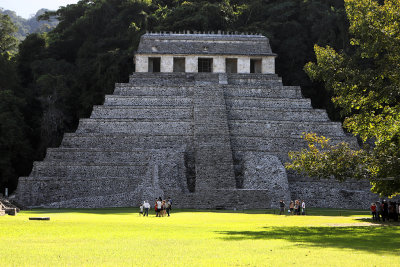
[13,33,376,209]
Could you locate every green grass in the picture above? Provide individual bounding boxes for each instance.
[1,208,399,266]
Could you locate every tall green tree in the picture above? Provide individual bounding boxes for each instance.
[286,0,400,197]
[0,14,18,56]
[0,14,33,193]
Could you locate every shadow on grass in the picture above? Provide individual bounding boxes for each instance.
[217,226,400,254]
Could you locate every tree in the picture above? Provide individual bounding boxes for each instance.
[0,14,34,193]
[286,0,400,197]
[0,14,18,55]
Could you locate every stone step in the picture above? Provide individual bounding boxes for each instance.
[61,134,193,149]
[45,147,185,163]
[114,86,194,96]
[227,108,329,122]
[224,86,301,99]
[113,83,292,96]
[230,136,358,152]
[229,121,345,137]
[76,119,193,134]
[226,74,282,85]
[129,72,221,85]
[226,97,311,109]
[31,162,148,177]
[46,148,152,163]
[91,106,193,119]
[104,95,193,106]
[232,150,287,163]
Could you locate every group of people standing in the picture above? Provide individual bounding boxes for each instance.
[279,199,305,215]
[370,200,399,222]
[139,197,172,217]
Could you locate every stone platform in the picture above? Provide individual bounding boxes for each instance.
[12,73,378,209]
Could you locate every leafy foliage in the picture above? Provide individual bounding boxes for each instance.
[287,0,400,197]
[0,14,18,55]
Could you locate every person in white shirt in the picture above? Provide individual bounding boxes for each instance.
[156,199,162,217]
[301,200,306,215]
[143,201,150,217]
[139,204,143,215]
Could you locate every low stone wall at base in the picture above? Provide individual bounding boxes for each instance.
[288,176,388,209]
[170,189,271,209]
[20,189,271,210]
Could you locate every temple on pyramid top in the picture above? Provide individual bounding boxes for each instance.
[134,32,277,74]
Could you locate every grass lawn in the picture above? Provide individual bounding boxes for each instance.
[1,208,399,266]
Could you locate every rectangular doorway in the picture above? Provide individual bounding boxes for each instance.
[198,58,213,72]
[148,57,161,72]
[225,58,237,73]
[173,58,186,72]
[250,58,262,73]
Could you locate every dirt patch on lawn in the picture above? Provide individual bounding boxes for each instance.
[326,222,384,227]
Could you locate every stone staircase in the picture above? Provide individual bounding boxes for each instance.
[12,73,376,209]
[0,198,19,215]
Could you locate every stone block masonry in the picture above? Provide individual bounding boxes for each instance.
[11,33,379,209]
[12,72,378,209]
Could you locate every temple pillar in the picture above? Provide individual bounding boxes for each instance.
[186,56,198,73]
[262,57,275,74]
[213,56,225,73]
[161,56,173,72]
[135,55,148,72]
[238,57,250,73]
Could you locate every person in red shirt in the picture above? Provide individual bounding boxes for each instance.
[370,203,377,221]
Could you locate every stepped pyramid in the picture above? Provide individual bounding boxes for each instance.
[13,32,376,209]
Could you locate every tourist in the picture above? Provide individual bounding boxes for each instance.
[289,201,294,215]
[301,200,306,215]
[388,202,398,222]
[156,198,162,217]
[370,203,377,221]
[376,201,382,221]
[383,200,389,222]
[161,200,166,217]
[166,199,172,217]
[155,199,159,217]
[294,200,300,215]
[143,200,150,217]
[139,203,144,215]
[397,202,400,218]
[279,200,285,215]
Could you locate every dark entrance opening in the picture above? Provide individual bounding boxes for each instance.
[173,58,186,72]
[225,58,238,73]
[198,58,213,72]
[250,58,262,73]
[148,57,161,72]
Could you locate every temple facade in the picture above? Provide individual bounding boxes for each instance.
[134,32,276,74]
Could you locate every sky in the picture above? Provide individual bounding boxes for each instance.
[0,0,80,19]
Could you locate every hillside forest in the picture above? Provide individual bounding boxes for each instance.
[0,8,59,40]
[1,0,396,196]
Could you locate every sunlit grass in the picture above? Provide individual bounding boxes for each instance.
[0,208,399,266]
